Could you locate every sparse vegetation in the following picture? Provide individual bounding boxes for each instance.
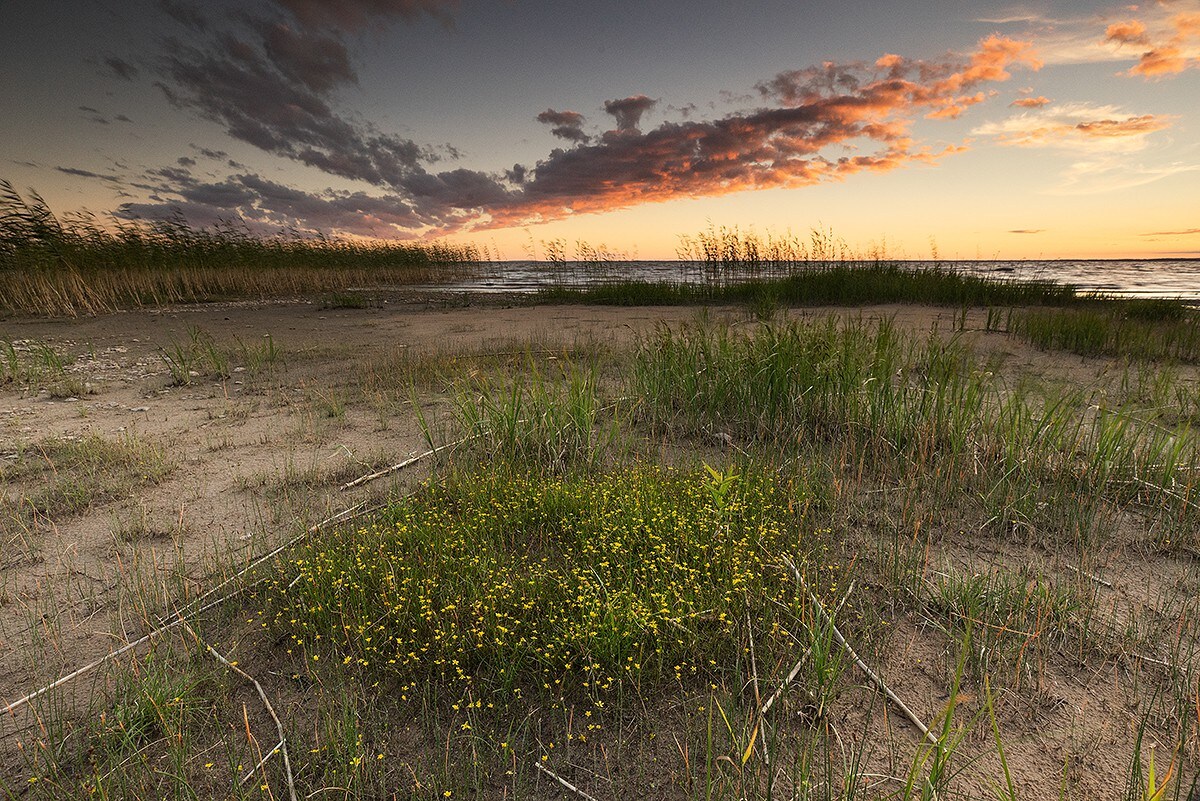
[10,307,1200,799]
[1,435,172,562]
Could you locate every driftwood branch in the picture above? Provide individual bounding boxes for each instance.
[186,623,297,801]
[781,555,938,746]
[535,761,603,801]
[341,434,476,491]
[341,449,436,490]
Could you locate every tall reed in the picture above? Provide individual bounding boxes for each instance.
[0,181,479,316]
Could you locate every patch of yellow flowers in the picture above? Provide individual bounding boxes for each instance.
[268,465,807,702]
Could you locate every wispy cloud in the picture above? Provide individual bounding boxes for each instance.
[1024,1,1200,70]
[102,56,139,81]
[1141,228,1200,236]
[1045,159,1199,196]
[974,102,1172,153]
[1008,228,1044,233]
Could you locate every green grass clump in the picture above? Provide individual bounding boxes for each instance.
[0,338,84,396]
[997,304,1200,362]
[631,317,1200,542]
[439,361,617,473]
[539,262,1080,309]
[267,465,813,705]
[632,316,990,455]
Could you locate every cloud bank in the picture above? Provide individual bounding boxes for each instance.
[126,6,1039,238]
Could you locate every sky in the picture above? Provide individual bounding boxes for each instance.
[2,0,1198,260]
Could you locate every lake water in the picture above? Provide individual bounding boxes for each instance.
[422,259,1200,301]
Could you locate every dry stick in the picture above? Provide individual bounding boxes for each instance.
[760,581,854,717]
[3,504,373,718]
[780,555,938,747]
[759,645,813,717]
[340,448,437,491]
[744,609,770,765]
[242,740,285,786]
[1063,563,1113,589]
[186,623,298,801]
[534,761,603,801]
[340,435,474,491]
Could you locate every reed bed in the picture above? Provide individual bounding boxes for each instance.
[0,181,478,317]
[541,262,1081,309]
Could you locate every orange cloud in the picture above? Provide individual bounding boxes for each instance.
[1074,115,1172,136]
[477,35,1041,229]
[1011,95,1051,108]
[1173,11,1200,37]
[1131,43,1189,74]
[126,35,1041,236]
[1106,19,1150,44]
[1110,9,1200,77]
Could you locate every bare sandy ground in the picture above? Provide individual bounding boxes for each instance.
[2,295,1197,794]
[0,296,766,711]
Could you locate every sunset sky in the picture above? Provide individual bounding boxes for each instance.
[3,1,1198,260]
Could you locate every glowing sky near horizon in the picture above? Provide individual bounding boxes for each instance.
[2,0,1198,260]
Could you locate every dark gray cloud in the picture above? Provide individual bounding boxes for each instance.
[255,19,357,93]
[103,57,139,81]
[79,106,110,125]
[177,156,197,167]
[56,166,123,182]
[157,33,426,186]
[603,95,657,132]
[269,0,460,31]
[190,145,228,160]
[118,172,429,238]
[160,0,208,32]
[115,114,133,123]
[536,109,589,143]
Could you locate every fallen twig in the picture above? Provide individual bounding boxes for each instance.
[341,448,437,490]
[744,609,769,765]
[341,435,475,491]
[1063,563,1113,589]
[535,761,602,801]
[760,646,813,717]
[186,623,297,801]
[781,555,938,746]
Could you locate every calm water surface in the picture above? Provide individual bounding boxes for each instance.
[420,259,1200,301]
